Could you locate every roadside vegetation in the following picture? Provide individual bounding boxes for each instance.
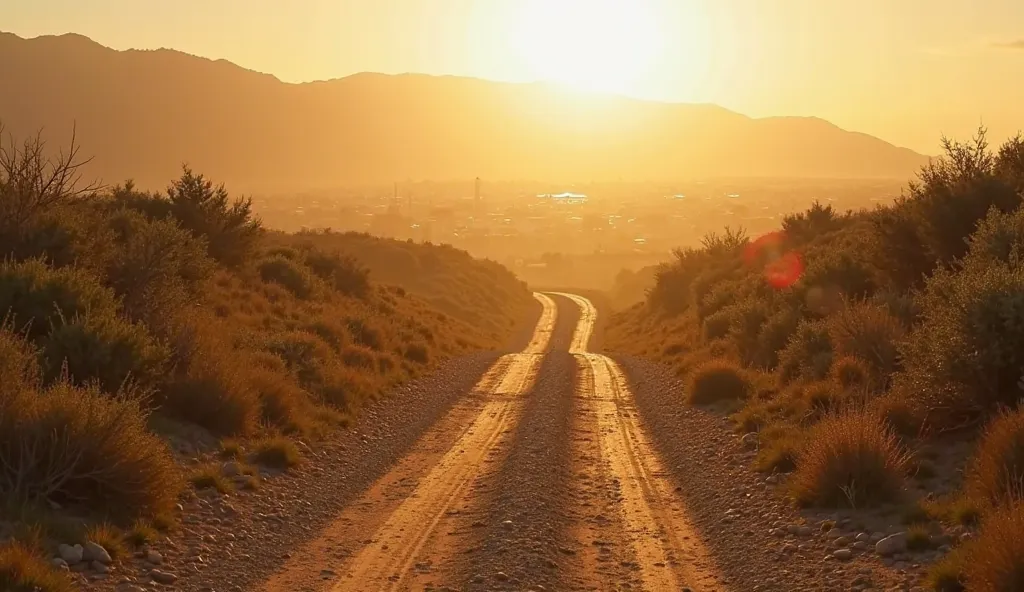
[606,128,1024,590]
[0,124,532,587]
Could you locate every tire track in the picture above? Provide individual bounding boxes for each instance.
[260,292,556,592]
[558,292,726,592]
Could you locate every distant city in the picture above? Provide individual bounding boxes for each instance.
[252,177,907,290]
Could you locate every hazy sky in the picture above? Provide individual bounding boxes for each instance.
[4,0,1023,153]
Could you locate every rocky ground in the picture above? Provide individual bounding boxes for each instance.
[43,294,972,592]
[617,355,962,592]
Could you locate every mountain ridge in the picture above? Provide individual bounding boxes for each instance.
[0,31,931,192]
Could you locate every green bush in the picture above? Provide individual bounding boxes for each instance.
[0,258,118,340]
[258,255,317,299]
[778,320,833,384]
[103,208,213,324]
[41,313,169,392]
[166,167,262,267]
[897,262,1024,423]
[827,301,905,386]
[304,249,370,297]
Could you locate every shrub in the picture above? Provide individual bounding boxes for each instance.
[686,360,751,405]
[41,313,169,392]
[258,256,316,299]
[778,320,833,384]
[161,321,260,435]
[0,541,73,592]
[189,466,233,494]
[871,393,924,438]
[85,523,127,560]
[790,410,909,507]
[102,208,213,324]
[928,546,969,592]
[0,325,39,396]
[0,258,118,340]
[0,380,182,519]
[304,249,371,297]
[967,408,1024,506]
[167,166,262,267]
[753,308,801,370]
[754,423,805,474]
[830,356,873,391]
[246,368,314,434]
[702,308,734,341]
[963,501,1024,592]
[403,343,430,364]
[896,262,1024,424]
[253,436,302,469]
[827,302,904,386]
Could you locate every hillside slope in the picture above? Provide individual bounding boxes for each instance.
[0,32,930,191]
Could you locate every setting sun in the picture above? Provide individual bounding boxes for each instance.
[509,0,668,95]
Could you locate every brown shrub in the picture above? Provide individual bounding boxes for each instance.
[686,360,751,405]
[253,436,302,470]
[161,321,260,436]
[246,368,314,434]
[0,381,182,519]
[754,423,806,474]
[0,541,72,592]
[830,356,873,392]
[827,302,905,386]
[790,410,909,507]
[967,408,1024,506]
[963,501,1024,592]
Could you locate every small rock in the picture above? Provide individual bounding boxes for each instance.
[741,432,759,449]
[58,544,84,565]
[765,475,780,485]
[495,571,509,581]
[876,532,908,556]
[833,536,852,548]
[833,549,854,561]
[145,550,163,565]
[149,569,178,585]
[51,558,69,570]
[855,533,871,542]
[83,541,112,564]
[222,461,242,477]
[869,532,886,543]
[797,526,813,537]
[92,561,110,573]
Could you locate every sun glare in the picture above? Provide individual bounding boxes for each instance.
[511,0,666,95]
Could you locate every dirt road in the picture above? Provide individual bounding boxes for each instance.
[256,292,727,592]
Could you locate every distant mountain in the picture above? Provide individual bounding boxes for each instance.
[0,32,931,192]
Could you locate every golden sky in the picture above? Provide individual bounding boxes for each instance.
[5,0,1024,153]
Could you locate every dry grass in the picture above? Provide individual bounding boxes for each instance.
[967,407,1024,506]
[125,519,159,547]
[928,545,969,592]
[754,423,805,474]
[686,360,751,405]
[0,368,183,520]
[0,541,72,592]
[830,355,873,392]
[189,465,234,494]
[85,523,126,560]
[253,436,302,469]
[790,410,909,508]
[962,501,1024,592]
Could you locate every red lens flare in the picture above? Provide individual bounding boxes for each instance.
[744,231,804,289]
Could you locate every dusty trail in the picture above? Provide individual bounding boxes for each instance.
[555,292,725,592]
[260,293,556,592]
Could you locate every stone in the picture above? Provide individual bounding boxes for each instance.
[222,461,243,477]
[876,532,908,556]
[855,533,871,542]
[833,549,853,561]
[92,561,110,573]
[149,569,178,585]
[741,432,759,449]
[58,544,84,565]
[51,558,69,570]
[833,536,852,548]
[145,550,163,565]
[869,532,886,543]
[83,541,112,564]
